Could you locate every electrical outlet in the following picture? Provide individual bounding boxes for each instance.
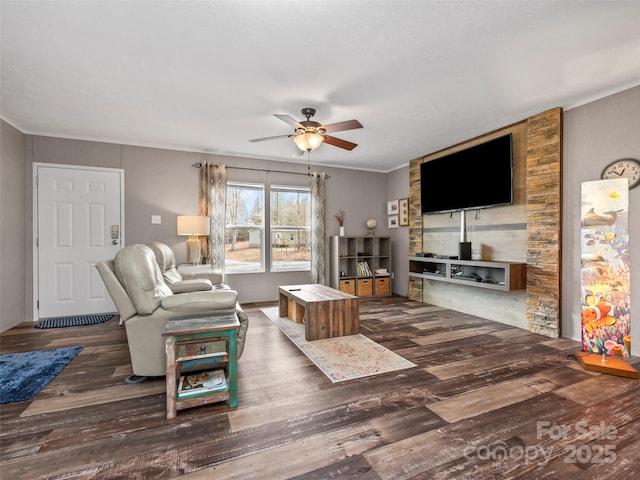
[151,215,161,224]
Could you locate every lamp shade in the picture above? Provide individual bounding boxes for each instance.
[293,132,324,152]
[177,216,210,236]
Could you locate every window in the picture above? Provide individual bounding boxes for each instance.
[270,185,310,272]
[225,183,264,273]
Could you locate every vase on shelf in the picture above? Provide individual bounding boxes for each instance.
[339,226,345,237]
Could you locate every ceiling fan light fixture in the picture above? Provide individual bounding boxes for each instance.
[250,108,362,152]
[294,132,324,152]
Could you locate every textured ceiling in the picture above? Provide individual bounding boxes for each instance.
[2,1,639,172]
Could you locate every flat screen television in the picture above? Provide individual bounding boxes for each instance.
[420,133,513,214]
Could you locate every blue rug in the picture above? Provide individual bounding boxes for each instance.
[0,346,83,403]
[35,314,114,329]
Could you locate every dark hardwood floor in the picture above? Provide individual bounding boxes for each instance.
[1,296,639,479]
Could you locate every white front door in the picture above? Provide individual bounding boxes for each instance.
[35,164,124,319]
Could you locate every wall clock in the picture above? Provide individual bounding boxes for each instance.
[601,158,640,189]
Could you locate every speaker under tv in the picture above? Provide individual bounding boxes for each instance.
[459,242,472,260]
[420,134,513,215]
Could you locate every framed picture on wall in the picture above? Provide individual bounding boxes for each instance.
[398,198,409,226]
[388,215,399,228]
[387,200,398,215]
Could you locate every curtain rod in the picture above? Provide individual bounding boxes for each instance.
[191,162,330,179]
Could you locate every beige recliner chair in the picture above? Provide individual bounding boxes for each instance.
[147,241,225,292]
[147,241,249,348]
[96,243,249,380]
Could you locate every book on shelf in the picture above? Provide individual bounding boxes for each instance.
[357,261,372,277]
[177,369,227,398]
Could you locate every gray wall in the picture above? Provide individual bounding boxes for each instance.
[5,130,390,327]
[562,85,640,355]
[385,165,410,296]
[0,121,26,332]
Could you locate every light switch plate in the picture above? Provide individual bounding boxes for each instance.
[151,215,161,224]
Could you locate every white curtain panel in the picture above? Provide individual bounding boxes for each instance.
[199,162,227,272]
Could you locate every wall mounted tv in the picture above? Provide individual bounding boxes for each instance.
[420,133,513,214]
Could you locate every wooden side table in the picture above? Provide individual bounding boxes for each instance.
[163,315,239,419]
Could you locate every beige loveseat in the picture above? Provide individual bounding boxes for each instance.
[96,243,249,378]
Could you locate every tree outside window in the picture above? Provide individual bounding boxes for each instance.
[270,186,310,272]
[225,182,264,273]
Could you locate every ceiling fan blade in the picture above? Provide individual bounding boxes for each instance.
[321,119,363,133]
[274,114,303,129]
[324,135,358,151]
[249,134,293,143]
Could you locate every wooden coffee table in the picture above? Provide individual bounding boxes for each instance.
[278,284,359,341]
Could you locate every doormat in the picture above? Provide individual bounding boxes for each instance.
[35,314,114,329]
[261,307,416,383]
[0,346,83,403]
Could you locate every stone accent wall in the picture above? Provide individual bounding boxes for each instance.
[408,159,423,301]
[526,107,563,337]
[408,108,563,336]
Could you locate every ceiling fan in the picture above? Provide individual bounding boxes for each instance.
[250,107,363,152]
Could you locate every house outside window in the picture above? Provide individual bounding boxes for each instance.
[270,185,310,272]
[225,182,264,273]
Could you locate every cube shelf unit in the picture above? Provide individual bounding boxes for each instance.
[330,236,392,297]
[408,256,526,291]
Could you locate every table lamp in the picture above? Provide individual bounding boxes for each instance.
[177,215,210,264]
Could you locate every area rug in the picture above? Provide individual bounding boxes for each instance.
[261,307,416,383]
[35,314,114,329]
[0,346,83,403]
